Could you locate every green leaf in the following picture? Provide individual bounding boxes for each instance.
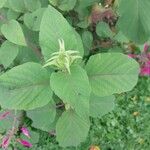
[24,8,45,31]
[82,31,93,56]
[16,46,40,64]
[96,22,113,38]
[1,20,26,46]
[77,20,89,29]
[56,110,90,147]
[7,9,21,20]
[27,100,56,132]
[108,46,123,53]
[2,0,10,8]
[24,0,41,12]
[50,65,91,118]
[90,93,115,118]
[0,41,19,68]
[117,0,150,44]
[0,0,7,8]
[113,31,129,43]
[40,0,49,7]
[58,0,77,11]
[21,24,39,46]
[74,31,84,58]
[39,5,83,60]
[0,62,52,110]
[78,0,98,8]
[85,53,139,97]
[8,0,26,12]
[50,66,91,114]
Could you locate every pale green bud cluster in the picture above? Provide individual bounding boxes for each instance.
[43,39,82,74]
[65,103,73,110]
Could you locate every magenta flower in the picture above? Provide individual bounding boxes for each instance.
[0,111,10,120]
[144,44,149,52]
[21,127,31,138]
[17,139,32,148]
[1,136,10,149]
[140,61,150,76]
[128,43,150,76]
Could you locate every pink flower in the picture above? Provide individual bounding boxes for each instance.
[128,43,150,76]
[1,136,10,149]
[21,127,30,138]
[17,139,32,148]
[0,111,10,120]
[144,43,149,52]
[140,61,150,76]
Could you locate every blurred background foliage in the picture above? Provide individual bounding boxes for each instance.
[25,77,149,150]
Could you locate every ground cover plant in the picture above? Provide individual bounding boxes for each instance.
[29,77,150,150]
[0,0,149,149]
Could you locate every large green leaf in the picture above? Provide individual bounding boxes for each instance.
[39,5,83,60]
[85,53,139,97]
[24,0,41,12]
[0,41,19,68]
[24,8,45,31]
[74,31,84,58]
[56,110,90,147]
[27,100,56,132]
[7,9,21,20]
[16,46,40,64]
[50,65,91,118]
[0,0,7,8]
[21,24,39,47]
[82,31,93,56]
[58,0,77,11]
[0,62,52,110]
[77,0,99,8]
[8,0,26,12]
[117,0,150,44]
[90,94,115,118]
[1,20,26,46]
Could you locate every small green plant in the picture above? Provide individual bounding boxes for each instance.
[2,0,150,149]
